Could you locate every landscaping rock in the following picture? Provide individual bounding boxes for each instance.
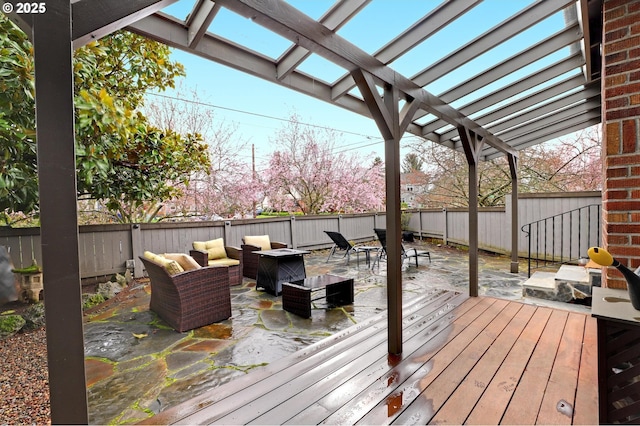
[0,314,26,340]
[22,302,46,331]
[96,281,125,300]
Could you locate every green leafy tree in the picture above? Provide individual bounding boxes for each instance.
[0,15,209,224]
[402,153,423,173]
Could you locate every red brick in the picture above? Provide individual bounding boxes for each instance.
[609,245,640,257]
[606,106,640,120]
[631,47,640,58]
[605,212,630,222]
[607,224,640,233]
[632,166,640,175]
[632,71,640,82]
[632,235,640,244]
[632,212,640,222]
[632,94,640,105]
[607,97,629,110]
[606,13,640,32]
[607,179,640,190]
[631,1,640,13]
[607,167,628,178]
[606,122,621,154]
[606,59,640,76]
[606,153,640,166]
[606,36,640,55]
[604,2,627,20]
[605,81,640,97]
[611,234,631,244]
[632,189,640,198]
[623,119,638,153]
[606,74,627,87]
[606,189,629,199]
[606,27,629,42]
[605,51,628,67]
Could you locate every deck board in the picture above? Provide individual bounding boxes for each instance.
[463,306,553,424]
[145,292,598,425]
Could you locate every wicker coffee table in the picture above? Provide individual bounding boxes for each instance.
[282,274,354,318]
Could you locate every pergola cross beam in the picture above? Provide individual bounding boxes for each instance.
[215,0,517,159]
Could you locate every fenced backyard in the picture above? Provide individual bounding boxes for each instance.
[0,192,601,283]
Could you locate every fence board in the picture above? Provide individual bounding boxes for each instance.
[0,192,602,280]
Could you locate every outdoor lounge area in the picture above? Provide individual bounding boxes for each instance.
[83,241,596,425]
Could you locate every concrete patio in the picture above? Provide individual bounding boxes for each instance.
[82,241,587,425]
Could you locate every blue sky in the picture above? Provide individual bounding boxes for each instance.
[149,0,567,168]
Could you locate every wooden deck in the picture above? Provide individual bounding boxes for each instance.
[142,290,598,425]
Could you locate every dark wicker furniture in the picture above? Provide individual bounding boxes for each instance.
[282,274,354,318]
[190,246,243,286]
[139,256,232,332]
[241,237,287,279]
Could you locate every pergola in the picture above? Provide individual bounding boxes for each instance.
[6,0,602,422]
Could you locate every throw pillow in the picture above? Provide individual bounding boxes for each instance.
[164,253,201,271]
[193,238,226,260]
[244,235,271,251]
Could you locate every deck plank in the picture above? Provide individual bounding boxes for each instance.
[284,295,492,425]
[463,306,553,425]
[572,316,598,425]
[430,303,538,424]
[220,291,470,425]
[536,312,586,425]
[164,289,465,424]
[385,299,520,425]
[500,309,569,424]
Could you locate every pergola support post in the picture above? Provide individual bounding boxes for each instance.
[33,2,88,423]
[459,127,484,297]
[508,154,519,273]
[351,68,419,355]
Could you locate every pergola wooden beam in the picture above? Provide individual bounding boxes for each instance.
[215,0,517,159]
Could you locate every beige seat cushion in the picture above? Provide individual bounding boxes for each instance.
[208,258,240,267]
[143,251,184,275]
[193,238,227,260]
[164,253,201,271]
[244,235,271,251]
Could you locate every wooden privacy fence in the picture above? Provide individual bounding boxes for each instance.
[0,192,601,282]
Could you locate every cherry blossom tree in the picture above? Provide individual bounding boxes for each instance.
[264,113,384,214]
[144,86,260,219]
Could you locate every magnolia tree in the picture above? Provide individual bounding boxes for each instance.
[144,86,259,218]
[264,114,384,214]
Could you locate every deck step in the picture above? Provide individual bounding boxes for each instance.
[522,265,596,303]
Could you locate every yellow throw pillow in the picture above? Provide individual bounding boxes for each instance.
[143,251,184,275]
[244,235,271,251]
[193,238,227,260]
[164,253,201,271]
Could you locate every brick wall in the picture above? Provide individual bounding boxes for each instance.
[602,0,640,288]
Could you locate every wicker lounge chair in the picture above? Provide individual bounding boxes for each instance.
[190,238,243,286]
[372,228,430,268]
[139,255,231,332]
[241,235,287,279]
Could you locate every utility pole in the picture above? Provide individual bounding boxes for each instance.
[252,144,256,218]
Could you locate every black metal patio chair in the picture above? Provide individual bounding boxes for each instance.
[324,231,370,265]
[372,228,430,268]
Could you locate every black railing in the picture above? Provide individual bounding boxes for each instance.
[521,204,601,277]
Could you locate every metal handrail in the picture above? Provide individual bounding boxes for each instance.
[521,204,601,277]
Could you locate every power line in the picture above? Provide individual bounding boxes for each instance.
[146,92,379,140]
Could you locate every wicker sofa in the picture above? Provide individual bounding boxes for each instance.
[190,238,243,286]
[139,254,231,332]
[241,235,287,279]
